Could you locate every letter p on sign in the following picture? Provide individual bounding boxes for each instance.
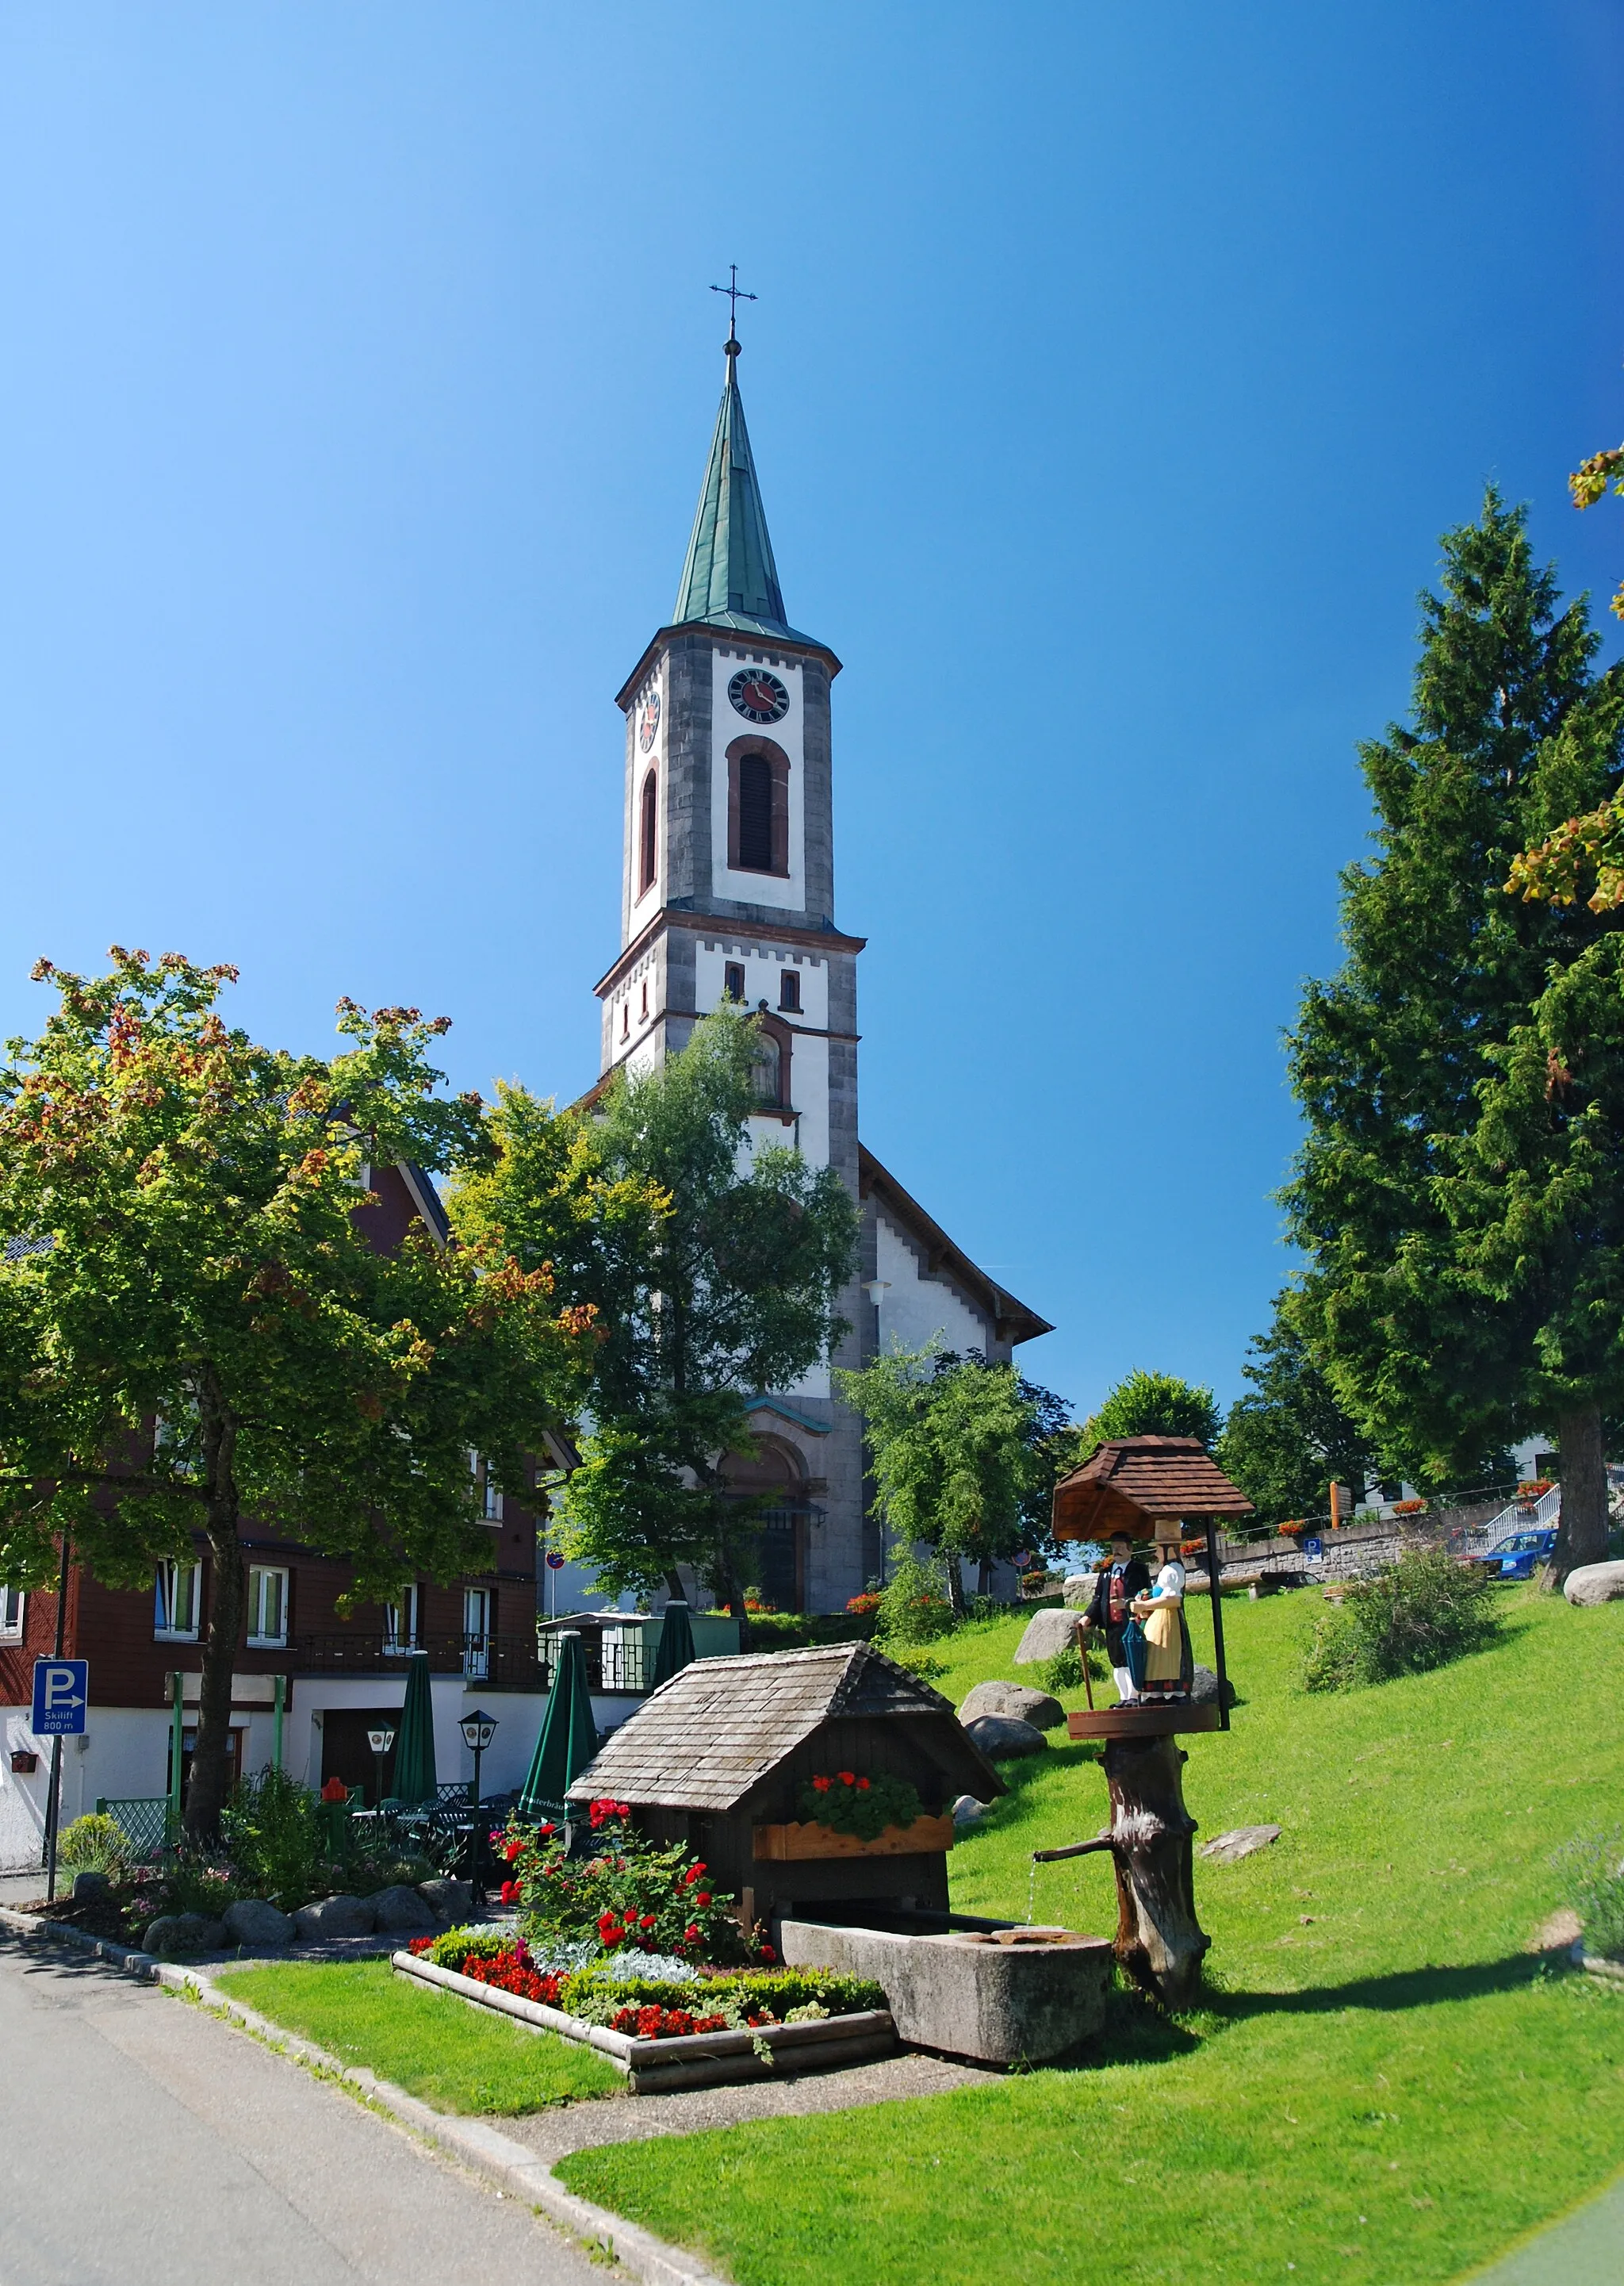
[32,1659,89,1736]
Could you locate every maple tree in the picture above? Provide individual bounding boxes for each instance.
[0,951,596,1836]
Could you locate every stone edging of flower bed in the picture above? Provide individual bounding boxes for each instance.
[393,1947,900,2093]
[0,1903,729,2286]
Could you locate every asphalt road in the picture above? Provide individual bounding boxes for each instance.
[0,1931,603,2286]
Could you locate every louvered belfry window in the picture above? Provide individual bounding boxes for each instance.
[639,771,658,893]
[737,754,774,870]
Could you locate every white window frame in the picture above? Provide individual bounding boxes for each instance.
[246,1564,289,1650]
[154,1559,201,1642]
[463,1586,490,1680]
[469,1449,503,1522]
[384,1584,419,1656]
[0,1584,23,1643]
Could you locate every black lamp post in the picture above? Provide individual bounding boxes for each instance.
[366,1720,397,1812]
[459,1707,499,1906]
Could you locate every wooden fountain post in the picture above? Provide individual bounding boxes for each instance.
[1101,1728,1208,2004]
[1036,1705,1214,2009]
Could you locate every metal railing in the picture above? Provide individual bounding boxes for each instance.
[1449,1482,1562,1559]
[289,1632,550,1690]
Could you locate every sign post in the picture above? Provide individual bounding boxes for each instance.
[32,1657,89,1901]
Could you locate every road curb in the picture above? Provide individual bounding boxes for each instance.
[0,1902,729,2286]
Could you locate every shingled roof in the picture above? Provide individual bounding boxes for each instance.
[565,1640,1005,1814]
[1052,1435,1255,1542]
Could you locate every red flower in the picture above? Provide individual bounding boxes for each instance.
[640,1913,657,1928]
[758,1943,776,1962]
[856,1777,870,1790]
[684,1923,701,1943]
[538,1822,555,1837]
[500,1880,521,1904]
[837,1771,856,1787]
[811,1775,831,1793]
[695,1893,711,1906]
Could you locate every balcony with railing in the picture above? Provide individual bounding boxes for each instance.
[289,1630,549,1690]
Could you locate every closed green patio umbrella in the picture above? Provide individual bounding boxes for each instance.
[649,1599,696,1690]
[391,1650,439,1806]
[519,1630,598,1819]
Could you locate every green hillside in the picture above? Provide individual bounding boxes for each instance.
[560,1588,1624,2286]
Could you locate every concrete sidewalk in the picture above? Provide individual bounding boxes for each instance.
[1465,2170,1624,2284]
[0,1928,603,2286]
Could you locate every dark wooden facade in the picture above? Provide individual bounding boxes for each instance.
[0,1164,550,1724]
[566,1641,1004,1928]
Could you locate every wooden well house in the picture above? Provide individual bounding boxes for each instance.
[565,1641,1005,1929]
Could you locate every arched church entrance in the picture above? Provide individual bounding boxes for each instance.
[719,1437,815,1613]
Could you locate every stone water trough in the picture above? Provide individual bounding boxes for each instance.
[778,1916,1113,2065]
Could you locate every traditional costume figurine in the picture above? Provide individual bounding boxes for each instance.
[1132,1521,1194,1701]
[1078,1528,1152,1704]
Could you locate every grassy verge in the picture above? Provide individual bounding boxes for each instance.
[213,1958,623,2113]
[557,1588,1624,2285]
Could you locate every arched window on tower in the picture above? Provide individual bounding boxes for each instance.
[726,741,790,875]
[737,755,772,870]
[638,771,658,895]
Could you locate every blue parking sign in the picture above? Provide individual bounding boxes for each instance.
[32,1659,88,1736]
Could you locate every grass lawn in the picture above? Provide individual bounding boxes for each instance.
[213,1958,623,2113]
[558,1588,1624,2286]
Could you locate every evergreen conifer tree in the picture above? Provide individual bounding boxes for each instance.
[1284,492,1624,1575]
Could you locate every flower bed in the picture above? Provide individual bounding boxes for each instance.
[393,1940,895,2090]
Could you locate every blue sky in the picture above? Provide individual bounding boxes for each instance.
[1,4,1621,1421]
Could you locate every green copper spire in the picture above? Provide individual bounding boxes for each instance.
[672,341,814,642]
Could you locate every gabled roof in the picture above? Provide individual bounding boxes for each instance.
[566,1640,1005,1812]
[1052,1435,1254,1541]
[860,1145,1051,1348]
[672,346,822,646]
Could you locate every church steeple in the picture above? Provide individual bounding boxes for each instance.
[672,341,810,641]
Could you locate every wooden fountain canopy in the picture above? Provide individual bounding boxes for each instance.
[1051,1436,1254,1732]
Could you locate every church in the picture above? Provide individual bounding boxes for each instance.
[586,324,1051,1615]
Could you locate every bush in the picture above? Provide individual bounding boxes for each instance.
[57,1813,132,1880]
[559,1965,884,2027]
[1556,1830,1624,1962]
[221,1766,323,1906]
[1040,1635,1106,1694]
[1297,1548,1501,1692]
[873,1552,956,1645]
[503,1802,760,1965]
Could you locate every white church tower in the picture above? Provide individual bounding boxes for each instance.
[593,322,1049,1612]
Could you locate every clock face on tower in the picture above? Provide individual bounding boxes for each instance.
[638,691,661,752]
[727,666,790,725]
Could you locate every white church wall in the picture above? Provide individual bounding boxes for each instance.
[874,1210,992,1359]
[709,647,806,911]
[695,941,829,1029]
[624,660,667,940]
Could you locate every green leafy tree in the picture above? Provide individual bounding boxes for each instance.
[1080,1367,1222,1451]
[451,1005,859,1615]
[1283,492,1624,1578]
[1216,1295,1382,1525]
[835,1341,1059,1615]
[0,952,596,1837]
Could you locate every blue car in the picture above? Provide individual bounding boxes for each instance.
[1488,1527,1557,1580]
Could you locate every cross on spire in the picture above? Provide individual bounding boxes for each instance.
[710,263,756,353]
